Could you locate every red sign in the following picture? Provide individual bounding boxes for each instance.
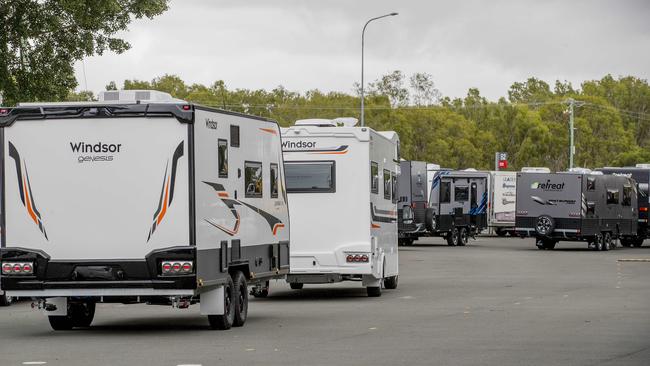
[498,160,508,169]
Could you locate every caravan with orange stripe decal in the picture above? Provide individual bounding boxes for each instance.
[0,90,289,331]
[281,118,399,297]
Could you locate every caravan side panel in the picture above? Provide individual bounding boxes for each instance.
[192,109,289,284]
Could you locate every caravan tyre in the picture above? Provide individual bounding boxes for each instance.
[289,283,304,290]
[425,209,437,232]
[367,286,382,297]
[48,315,74,331]
[594,235,603,251]
[536,238,545,250]
[0,293,12,307]
[620,238,632,247]
[632,238,644,248]
[208,275,235,330]
[71,302,96,328]
[542,240,556,250]
[384,275,398,290]
[495,228,507,237]
[602,233,612,251]
[233,271,248,327]
[459,228,469,246]
[447,228,459,246]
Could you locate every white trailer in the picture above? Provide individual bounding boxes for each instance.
[281,118,399,297]
[0,90,290,330]
[488,171,517,236]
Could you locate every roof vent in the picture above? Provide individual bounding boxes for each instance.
[97,90,184,103]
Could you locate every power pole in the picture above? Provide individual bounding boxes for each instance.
[568,98,575,170]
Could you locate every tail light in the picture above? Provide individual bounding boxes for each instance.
[1,262,34,275]
[346,253,370,263]
[640,207,648,212]
[161,260,194,275]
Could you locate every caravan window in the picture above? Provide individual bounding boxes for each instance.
[230,125,240,147]
[218,139,228,178]
[371,162,379,194]
[622,185,632,206]
[455,186,469,201]
[606,188,619,205]
[587,176,596,191]
[391,172,398,204]
[270,163,279,198]
[244,161,263,198]
[470,183,478,208]
[285,161,335,193]
[440,182,451,203]
[383,170,392,200]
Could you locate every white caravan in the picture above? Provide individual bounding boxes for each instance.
[0,90,290,330]
[281,118,399,297]
[488,171,517,236]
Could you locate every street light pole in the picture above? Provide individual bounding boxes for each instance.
[361,12,398,127]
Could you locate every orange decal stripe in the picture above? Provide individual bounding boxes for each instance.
[218,192,229,198]
[371,223,381,229]
[273,223,285,235]
[157,177,171,225]
[23,175,38,224]
[259,127,278,135]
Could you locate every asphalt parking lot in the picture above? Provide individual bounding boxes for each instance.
[1,236,649,366]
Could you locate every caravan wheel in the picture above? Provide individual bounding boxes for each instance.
[232,271,248,327]
[71,302,96,328]
[633,238,644,248]
[384,275,398,289]
[208,275,235,330]
[459,228,469,246]
[367,286,382,297]
[602,233,612,251]
[620,238,631,247]
[289,283,304,290]
[0,293,13,307]
[447,228,459,246]
[594,234,603,251]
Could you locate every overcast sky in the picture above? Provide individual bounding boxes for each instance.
[74,0,650,101]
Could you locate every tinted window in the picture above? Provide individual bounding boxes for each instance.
[383,169,392,200]
[622,185,632,206]
[230,125,240,147]
[245,161,263,198]
[455,186,469,201]
[270,163,279,198]
[218,139,228,178]
[606,189,619,205]
[470,183,478,208]
[440,182,451,203]
[285,161,335,193]
[587,176,596,191]
[391,173,398,204]
[371,162,379,194]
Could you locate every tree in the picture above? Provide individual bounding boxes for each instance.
[0,0,169,106]
[368,70,409,107]
[409,72,441,106]
[508,77,553,104]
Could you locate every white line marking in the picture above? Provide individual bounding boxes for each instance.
[177,364,202,366]
[23,363,47,365]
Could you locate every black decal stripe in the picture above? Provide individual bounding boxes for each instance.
[238,201,282,229]
[203,181,226,192]
[371,203,397,223]
[168,141,184,204]
[8,142,25,204]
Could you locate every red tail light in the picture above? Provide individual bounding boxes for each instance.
[346,253,370,263]
[640,207,648,212]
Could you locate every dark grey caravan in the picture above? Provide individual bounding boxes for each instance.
[397,160,428,246]
[424,170,489,246]
[596,166,649,247]
[515,172,638,250]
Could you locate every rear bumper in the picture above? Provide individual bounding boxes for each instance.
[0,246,196,292]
